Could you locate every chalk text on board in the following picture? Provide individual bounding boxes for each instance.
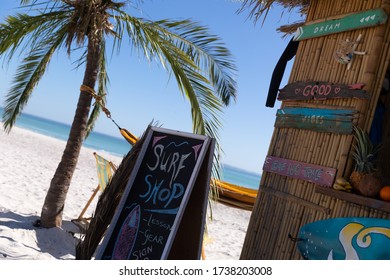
[147,143,192,188]
[140,229,164,246]
[140,175,184,208]
[146,214,172,230]
[132,245,153,260]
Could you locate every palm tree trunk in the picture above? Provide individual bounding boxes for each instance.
[40,37,101,228]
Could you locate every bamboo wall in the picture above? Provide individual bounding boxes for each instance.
[241,0,390,260]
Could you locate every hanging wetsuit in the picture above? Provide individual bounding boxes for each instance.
[266,38,299,108]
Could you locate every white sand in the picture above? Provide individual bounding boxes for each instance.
[0,125,251,260]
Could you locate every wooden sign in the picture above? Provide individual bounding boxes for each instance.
[263,156,336,187]
[294,8,388,41]
[95,126,215,260]
[278,81,368,101]
[275,107,357,134]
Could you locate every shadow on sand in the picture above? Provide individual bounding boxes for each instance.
[0,210,78,259]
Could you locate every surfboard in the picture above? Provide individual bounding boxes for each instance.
[297,217,390,260]
[112,204,141,260]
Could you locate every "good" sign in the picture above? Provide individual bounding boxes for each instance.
[278,81,368,101]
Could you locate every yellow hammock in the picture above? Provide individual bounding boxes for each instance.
[80,84,137,146]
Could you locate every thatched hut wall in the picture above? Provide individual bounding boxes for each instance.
[241,0,390,260]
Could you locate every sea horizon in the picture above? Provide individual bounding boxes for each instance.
[0,107,261,189]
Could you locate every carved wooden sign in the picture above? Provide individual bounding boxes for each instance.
[278,81,368,101]
[263,156,336,187]
[275,107,357,134]
[294,8,388,41]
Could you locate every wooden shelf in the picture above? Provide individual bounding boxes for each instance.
[315,186,390,213]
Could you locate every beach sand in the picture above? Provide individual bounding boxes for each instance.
[0,125,251,260]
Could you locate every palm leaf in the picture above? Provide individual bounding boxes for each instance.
[153,19,237,106]
[238,0,309,24]
[114,13,235,134]
[111,12,237,200]
[0,10,69,62]
[3,25,68,131]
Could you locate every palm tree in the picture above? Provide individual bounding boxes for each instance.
[0,0,237,228]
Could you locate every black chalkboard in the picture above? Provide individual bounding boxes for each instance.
[95,126,214,260]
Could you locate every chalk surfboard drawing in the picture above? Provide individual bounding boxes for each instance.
[296,217,390,260]
[112,204,141,260]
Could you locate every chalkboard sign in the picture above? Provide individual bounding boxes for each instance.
[95,126,214,260]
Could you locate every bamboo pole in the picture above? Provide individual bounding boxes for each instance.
[269,193,288,258]
[289,41,305,82]
[286,204,306,259]
[250,197,268,258]
[241,191,267,259]
[265,196,289,257]
[277,201,297,259]
[305,0,317,22]
[284,203,305,259]
[253,191,277,258]
[268,195,290,258]
[241,187,265,258]
[291,40,308,82]
[361,24,388,128]
[366,42,390,129]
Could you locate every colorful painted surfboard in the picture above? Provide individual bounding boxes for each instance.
[112,204,141,260]
[297,217,390,260]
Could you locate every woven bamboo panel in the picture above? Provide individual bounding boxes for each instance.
[241,0,390,260]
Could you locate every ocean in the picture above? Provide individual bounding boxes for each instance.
[0,107,261,189]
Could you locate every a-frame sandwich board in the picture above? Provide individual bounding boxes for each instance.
[95,126,214,260]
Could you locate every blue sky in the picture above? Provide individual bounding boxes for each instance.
[0,1,302,173]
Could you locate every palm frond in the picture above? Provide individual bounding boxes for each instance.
[237,0,309,31]
[2,24,68,132]
[115,14,236,131]
[19,0,38,5]
[149,19,237,106]
[0,10,70,63]
[112,13,237,197]
[238,0,309,21]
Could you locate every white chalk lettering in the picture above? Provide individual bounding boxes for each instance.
[147,214,172,231]
[147,144,191,187]
[141,229,163,246]
[132,245,152,260]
